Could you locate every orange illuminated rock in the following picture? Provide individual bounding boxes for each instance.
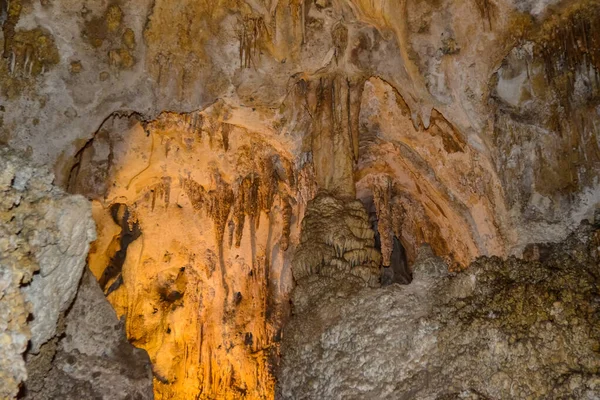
[70,110,309,399]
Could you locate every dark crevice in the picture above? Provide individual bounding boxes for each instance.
[384,236,412,285]
[99,203,142,294]
[369,204,412,286]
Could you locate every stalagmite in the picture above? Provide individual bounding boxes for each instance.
[291,192,380,285]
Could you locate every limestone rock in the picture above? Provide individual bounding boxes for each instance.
[21,270,154,400]
[69,112,303,399]
[278,222,600,399]
[2,0,600,398]
[292,191,380,285]
[0,147,95,398]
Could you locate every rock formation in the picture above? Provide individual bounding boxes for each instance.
[20,270,154,400]
[280,220,600,399]
[0,148,153,399]
[0,147,94,398]
[68,111,302,399]
[0,0,599,398]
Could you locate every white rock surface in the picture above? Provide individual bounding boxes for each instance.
[0,147,95,398]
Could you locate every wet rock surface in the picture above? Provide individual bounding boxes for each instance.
[279,222,600,399]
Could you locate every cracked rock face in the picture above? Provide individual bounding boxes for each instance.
[279,221,600,399]
[0,148,152,400]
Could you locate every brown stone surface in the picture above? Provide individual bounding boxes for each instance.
[1,0,599,398]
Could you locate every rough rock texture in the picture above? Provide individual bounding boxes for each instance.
[279,220,600,399]
[0,147,95,399]
[1,0,597,267]
[68,111,305,399]
[21,270,154,400]
[2,0,600,398]
[291,192,381,314]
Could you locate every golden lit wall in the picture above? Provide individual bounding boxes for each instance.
[70,111,312,399]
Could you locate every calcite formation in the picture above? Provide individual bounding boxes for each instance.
[1,0,600,398]
[279,221,600,399]
[68,110,305,399]
[0,148,95,398]
[292,192,381,288]
[290,192,382,318]
[1,0,597,266]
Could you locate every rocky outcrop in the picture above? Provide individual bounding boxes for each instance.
[0,147,152,399]
[21,270,154,400]
[0,147,95,398]
[279,220,600,399]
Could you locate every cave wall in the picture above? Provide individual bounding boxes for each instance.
[0,147,152,399]
[68,109,307,398]
[1,0,600,399]
[1,0,597,262]
[0,147,95,398]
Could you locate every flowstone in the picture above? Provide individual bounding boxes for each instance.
[291,192,382,314]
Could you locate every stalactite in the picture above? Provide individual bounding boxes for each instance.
[257,155,279,228]
[280,195,293,251]
[1,28,59,78]
[188,112,204,137]
[206,173,235,247]
[221,123,232,151]
[76,111,293,400]
[305,73,365,196]
[151,176,172,211]
[182,173,234,248]
[372,176,393,267]
[240,16,267,69]
[233,175,259,247]
[534,2,600,107]
[349,78,365,162]
[181,177,206,212]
